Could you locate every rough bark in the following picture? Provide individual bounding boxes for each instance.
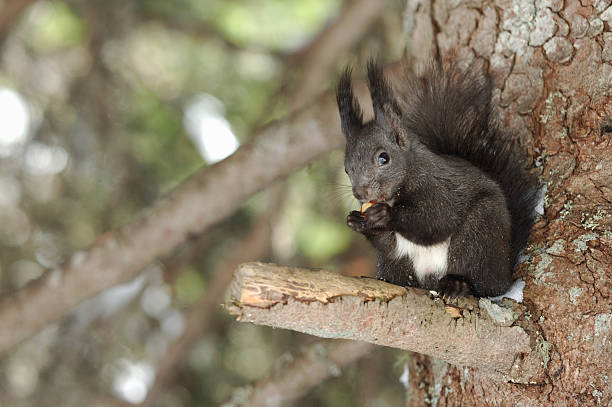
[226,263,547,384]
[402,0,612,405]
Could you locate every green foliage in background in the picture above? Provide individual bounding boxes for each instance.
[25,2,84,52]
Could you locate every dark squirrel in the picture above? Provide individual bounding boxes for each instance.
[336,60,539,298]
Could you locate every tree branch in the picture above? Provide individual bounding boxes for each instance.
[220,339,373,407]
[288,0,385,111]
[0,82,361,354]
[0,0,37,39]
[143,216,274,404]
[0,62,395,355]
[226,262,548,384]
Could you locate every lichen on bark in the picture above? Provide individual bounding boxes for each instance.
[404,0,612,405]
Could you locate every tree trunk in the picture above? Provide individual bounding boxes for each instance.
[403,1,611,405]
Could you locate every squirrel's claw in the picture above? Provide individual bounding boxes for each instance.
[438,275,472,299]
[347,211,367,233]
[347,204,392,233]
[363,203,391,229]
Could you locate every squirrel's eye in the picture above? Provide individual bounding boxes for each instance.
[377,152,389,166]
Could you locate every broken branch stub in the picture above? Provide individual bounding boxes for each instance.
[226,262,547,383]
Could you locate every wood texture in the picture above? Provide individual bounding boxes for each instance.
[230,263,407,307]
[226,262,547,384]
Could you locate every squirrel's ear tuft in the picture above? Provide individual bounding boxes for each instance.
[367,59,407,147]
[336,67,363,140]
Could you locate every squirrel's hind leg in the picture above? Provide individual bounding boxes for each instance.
[376,253,417,288]
[446,196,513,297]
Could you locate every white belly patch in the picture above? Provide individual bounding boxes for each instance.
[394,232,450,282]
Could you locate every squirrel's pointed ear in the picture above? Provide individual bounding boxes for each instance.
[336,67,363,140]
[367,59,408,147]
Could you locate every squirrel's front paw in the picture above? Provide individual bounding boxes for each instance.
[347,211,367,233]
[347,203,391,233]
[363,203,391,229]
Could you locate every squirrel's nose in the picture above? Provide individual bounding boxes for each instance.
[352,186,369,201]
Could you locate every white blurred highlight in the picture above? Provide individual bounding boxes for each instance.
[183,93,239,163]
[0,88,30,156]
[24,142,69,175]
[112,359,155,404]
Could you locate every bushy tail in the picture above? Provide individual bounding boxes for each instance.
[398,61,539,270]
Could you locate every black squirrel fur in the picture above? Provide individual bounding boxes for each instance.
[337,60,539,298]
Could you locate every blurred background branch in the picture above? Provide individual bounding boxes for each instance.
[143,200,277,404]
[0,0,38,39]
[287,0,384,111]
[0,75,346,355]
[0,0,407,405]
[220,340,374,407]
